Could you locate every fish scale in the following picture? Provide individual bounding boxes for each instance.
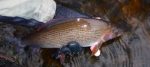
[26,18,119,48]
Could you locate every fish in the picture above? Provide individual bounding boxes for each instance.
[26,17,122,56]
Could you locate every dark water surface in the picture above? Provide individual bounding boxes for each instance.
[0,0,150,67]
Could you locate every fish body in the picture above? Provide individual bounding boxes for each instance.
[26,18,120,49]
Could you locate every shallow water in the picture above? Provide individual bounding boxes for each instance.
[0,0,150,67]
